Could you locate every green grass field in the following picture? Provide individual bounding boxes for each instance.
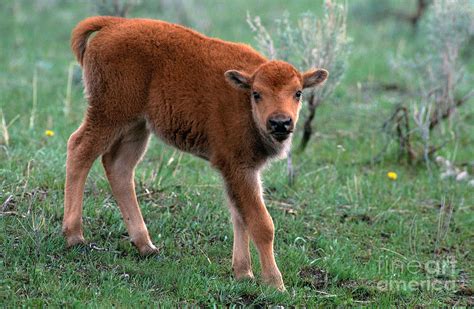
[1,0,473,306]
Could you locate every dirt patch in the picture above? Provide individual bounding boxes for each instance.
[340,213,373,224]
[448,290,474,307]
[456,286,474,297]
[239,293,259,306]
[450,270,474,306]
[351,286,375,301]
[299,266,330,290]
[338,279,377,301]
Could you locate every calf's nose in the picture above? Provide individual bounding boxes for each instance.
[267,115,293,133]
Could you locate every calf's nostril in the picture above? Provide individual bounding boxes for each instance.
[282,119,292,130]
[268,117,292,133]
[268,119,279,129]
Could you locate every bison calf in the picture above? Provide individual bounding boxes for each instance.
[63,16,328,290]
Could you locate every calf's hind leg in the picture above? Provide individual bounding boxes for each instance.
[63,121,117,246]
[101,120,158,256]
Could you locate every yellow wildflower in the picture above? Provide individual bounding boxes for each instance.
[387,171,397,180]
[45,130,55,137]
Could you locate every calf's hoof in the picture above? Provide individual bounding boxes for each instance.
[263,274,286,292]
[135,242,160,256]
[234,270,255,281]
[65,234,86,248]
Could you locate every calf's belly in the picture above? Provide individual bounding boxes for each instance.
[145,114,210,160]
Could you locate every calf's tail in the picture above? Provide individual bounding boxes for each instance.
[71,16,125,66]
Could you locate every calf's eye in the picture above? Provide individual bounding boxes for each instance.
[295,90,302,100]
[252,91,261,101]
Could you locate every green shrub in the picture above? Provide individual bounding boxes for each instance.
[387,0,474,166]
[247,0,350,152]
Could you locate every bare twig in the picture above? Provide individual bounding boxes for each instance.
[299,93,320,152]
[429,97,472,130]
[397,106,416,164]
[1,195,14,212]
[0,211,25,218]
[287,151,295,186]
[393,0,430,28]
[29,69,37,130]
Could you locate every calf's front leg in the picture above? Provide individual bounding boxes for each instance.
[223,169,284,291]
[227,201,253,280]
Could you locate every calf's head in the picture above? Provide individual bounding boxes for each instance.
[225,61,328,143]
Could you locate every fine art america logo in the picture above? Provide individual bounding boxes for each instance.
[376,255,458,292]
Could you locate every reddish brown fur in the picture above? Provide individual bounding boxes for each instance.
[64,16,328,290]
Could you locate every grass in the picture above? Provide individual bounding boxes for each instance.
[1,0,473,306]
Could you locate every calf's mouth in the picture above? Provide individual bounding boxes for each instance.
[270,131,292,142]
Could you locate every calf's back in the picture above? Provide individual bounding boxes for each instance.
[77,17,267,164]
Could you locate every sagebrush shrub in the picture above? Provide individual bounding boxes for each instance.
[248,0,350,151]
[247,0,349,185]
[388,0,474,165]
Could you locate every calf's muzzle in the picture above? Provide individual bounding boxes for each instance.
[267,114,293,141]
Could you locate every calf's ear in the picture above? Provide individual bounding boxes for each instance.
[225,70,251,90]
[302,69,329,89]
